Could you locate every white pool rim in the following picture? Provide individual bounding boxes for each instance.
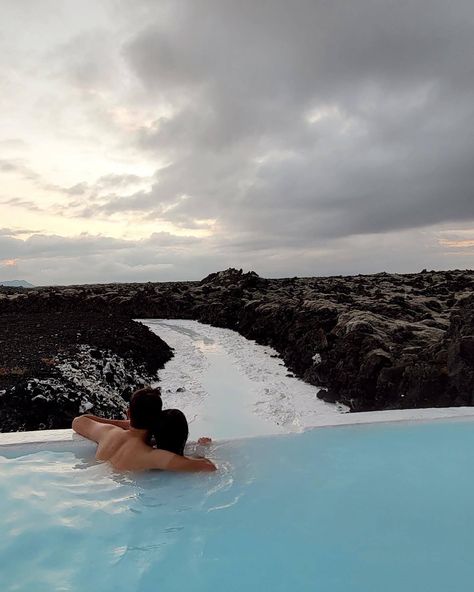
[2,406,474,447]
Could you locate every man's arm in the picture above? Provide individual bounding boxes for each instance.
[81,414,130,429]
[72,415,116,443]
[148,449,217,472]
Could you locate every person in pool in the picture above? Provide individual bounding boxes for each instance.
[72,387,216,473]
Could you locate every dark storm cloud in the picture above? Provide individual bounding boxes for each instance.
[117,0,474,242]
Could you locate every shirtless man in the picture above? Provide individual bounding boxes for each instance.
[72,387,216,473]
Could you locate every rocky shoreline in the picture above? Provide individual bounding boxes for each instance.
[0,311,172,432]
[1,268,473,431]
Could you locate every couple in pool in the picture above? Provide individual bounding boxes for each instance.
[72,387,216,473]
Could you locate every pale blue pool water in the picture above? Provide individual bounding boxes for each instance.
[1,420,474,591]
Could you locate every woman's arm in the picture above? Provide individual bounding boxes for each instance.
[169,455,217,472]
[149,449,217,472]
[81,414,130,429]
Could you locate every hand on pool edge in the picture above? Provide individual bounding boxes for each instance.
[197,437,212,445]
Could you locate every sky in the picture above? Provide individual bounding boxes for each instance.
[0,0,473,285]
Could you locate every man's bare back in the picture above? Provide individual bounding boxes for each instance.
[72,416,216,473]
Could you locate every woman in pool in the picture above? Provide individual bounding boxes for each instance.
[72,387,216,473]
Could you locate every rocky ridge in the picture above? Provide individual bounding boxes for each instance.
[1,268,473,425]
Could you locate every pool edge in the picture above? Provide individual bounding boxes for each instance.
[2,406,474,447]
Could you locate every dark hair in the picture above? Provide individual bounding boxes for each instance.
[154,409,189,456]
[129,387,163,430]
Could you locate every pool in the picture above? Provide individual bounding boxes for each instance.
[2,419,474,591]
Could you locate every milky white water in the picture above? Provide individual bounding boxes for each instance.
[141,319,345,440]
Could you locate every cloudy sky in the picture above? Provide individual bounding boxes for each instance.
[1,0,473,285]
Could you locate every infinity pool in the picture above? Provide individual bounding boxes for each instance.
[1,420,474,591]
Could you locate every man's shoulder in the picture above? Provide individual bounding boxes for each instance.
[100,424,127,441]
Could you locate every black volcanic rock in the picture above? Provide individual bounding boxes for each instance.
[439,293,474,405]
[0,312,172,432]
[200,268,265,289]
[1,267,474,419]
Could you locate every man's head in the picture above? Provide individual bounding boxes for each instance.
[129,387,163,429]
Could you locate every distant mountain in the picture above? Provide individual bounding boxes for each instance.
[0,280,34,288]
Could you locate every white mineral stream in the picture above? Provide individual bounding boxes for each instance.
[141,319,346,440]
